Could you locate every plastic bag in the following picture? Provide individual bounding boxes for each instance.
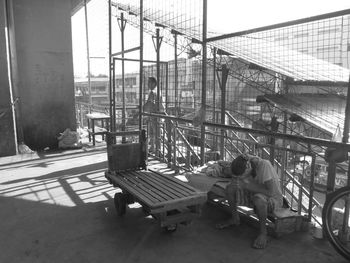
[58,128,82,149]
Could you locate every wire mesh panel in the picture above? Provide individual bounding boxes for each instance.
[209,12,350,139]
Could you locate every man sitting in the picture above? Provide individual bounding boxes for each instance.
[216,154,283,249]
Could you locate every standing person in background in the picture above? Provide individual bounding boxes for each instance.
[216,154,283,249]
[143,77,165,152]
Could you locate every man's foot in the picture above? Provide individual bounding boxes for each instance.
[215,216,240,229]
[252,233,269,249]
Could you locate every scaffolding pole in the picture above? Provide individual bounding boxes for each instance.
[152,28,163,153]
[138,0,143,131]
[118,12,127,141]
[84,0,92,109]
[200,0,207,165]
[174,32,178,115]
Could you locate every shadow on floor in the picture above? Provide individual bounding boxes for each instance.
[0,194,346,263]
[0,149,347,263]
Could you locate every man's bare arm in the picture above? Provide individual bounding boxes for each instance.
[239,178,275,197]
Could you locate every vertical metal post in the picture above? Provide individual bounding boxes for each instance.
[174,33,178,115]
[138,0,143,131]
[152,28,163,154]
[212,47,216,122]
[341,76,350,241]
[281,112,288,192]
[212,47,217,150]
[166,119,172,166]
[200,0,207,165]
[4,0,21,152]
[327,161,336,192]
[84,0,92,109]
[173,121,179,173]
[220,65,228,158]
[118,13,127,141]
[108,0,114,132]
[165,63,168,112]
[308,155,316,221]
[112,63,116,133]
[192,81,196,110]
[342,75,350,143]
[155,28,162,112]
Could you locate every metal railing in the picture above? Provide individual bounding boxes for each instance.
[144,111,350,226]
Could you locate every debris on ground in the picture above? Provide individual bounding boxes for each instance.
[57,128,82,149]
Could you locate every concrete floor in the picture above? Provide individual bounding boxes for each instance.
[0,144,347,263]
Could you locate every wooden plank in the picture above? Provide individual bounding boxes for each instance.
[107,173,160,206]
[129,171,182,200]
[107,170,207,212]
[149,169,199,194]
[150,169,202,191]
[110,174,159,204]
[136,171,189,198]
[146,172,193,196]
[159,210,200,227]
[126,172,171,202]
[151,195,207,213]
[120,174,167,203]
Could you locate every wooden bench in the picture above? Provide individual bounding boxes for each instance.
[105,130,207,232]
[208,181,308,237]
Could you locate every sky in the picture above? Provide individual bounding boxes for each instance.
[208,0,350,33]
[71,0,350,77]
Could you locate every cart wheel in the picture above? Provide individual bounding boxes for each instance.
[142,206,150,216]
[114,193,126,216]
[164,224,177,233]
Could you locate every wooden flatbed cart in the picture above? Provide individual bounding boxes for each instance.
[105,130,207,232]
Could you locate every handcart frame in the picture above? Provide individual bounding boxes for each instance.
[104,130,207,232]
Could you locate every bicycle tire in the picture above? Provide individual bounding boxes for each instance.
[322,186,350,261]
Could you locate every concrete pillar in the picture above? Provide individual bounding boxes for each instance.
[11,0,76,150]
[0,0,17,157]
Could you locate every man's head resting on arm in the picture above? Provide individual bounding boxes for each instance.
[231,154,257,178]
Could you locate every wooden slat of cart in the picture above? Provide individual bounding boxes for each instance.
[126,171,198,205]
[149,169,201,193]
[119,174,167,204]
[129,173,182,202]
[126,172,171,202]
[107,170,207,213]
[130,170,200,198]
[132,171,188,199]
[150,194,207,214]
[108,172,162,207]
[146,171,194,196]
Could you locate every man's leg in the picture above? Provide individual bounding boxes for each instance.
[216,183,240,229]
[252,195,269,249]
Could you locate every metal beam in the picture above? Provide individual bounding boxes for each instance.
[111,46,140,57]
[207,8,350,42]
[200,0,207,165]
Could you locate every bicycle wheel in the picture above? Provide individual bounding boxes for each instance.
[322,186,350,261]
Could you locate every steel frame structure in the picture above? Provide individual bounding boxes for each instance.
[108,1,350,166]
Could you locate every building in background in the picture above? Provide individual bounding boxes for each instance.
[74,76,110,106]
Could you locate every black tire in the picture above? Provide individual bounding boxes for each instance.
[322,186,350,261]
[114,193,126,216]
